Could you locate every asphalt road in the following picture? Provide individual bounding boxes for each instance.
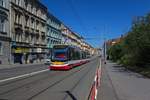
[0,64,48,80]
[0,58,100,100]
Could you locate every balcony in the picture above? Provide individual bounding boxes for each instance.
[30,28,35,34]
[41,30,45,34]
[23,39,30,44]
[24,25,29,29]
[14,22,22,28]
[35,29,39,33]
[40,42,46,46]
[14,22,23,33]
[34,41,39,45]
[24,25,30,33]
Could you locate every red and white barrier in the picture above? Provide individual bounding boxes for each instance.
[89,61,102,100]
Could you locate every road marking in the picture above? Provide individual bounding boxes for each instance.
[0,69,49,83]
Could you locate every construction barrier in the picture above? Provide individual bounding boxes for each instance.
[88,65,101,100]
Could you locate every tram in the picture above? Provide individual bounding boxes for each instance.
[49,44,90,70]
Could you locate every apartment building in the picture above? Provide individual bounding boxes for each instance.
[61,24,84,46]
[61,24,72,45]
[10,0,47,64]
[61,24,93,51]
[0,0,11,64]
[46,12,62,56]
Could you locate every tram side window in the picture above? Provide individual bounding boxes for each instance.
[72,48,76,60]
[68,48,72,61]
[76,51,80,60]
[68,47,81,60]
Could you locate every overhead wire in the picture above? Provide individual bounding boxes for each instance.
[65,0,102,48]
[65,0,89,36]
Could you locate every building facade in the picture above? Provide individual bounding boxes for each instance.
[10,0,47,64]
[46,12,62,56]
[61,24,72,45]
[61,24,94,54]
[61,24,84,47]
[0,0,11,64]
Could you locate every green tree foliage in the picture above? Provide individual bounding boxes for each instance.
[107,43,123,62]
[107,13,150,68]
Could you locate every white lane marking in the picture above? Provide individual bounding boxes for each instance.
[0,69,49,83]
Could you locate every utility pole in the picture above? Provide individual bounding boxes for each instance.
[103,25,107,64]
[103,38,106,64]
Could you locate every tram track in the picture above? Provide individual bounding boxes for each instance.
[0,60,93,100]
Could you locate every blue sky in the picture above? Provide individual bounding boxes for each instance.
[41,0,150,47]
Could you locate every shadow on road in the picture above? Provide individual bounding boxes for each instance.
[65,91,77,100]
[109,62,148,79]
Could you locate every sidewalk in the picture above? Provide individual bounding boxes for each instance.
[0,62,45,70]
[98,60,118,100]
[101,61,150,100]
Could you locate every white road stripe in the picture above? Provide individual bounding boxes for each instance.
[0,69,49,83]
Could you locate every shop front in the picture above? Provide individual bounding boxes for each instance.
[12,47,30,64]
[11,46,47,64]
[28,48,47,63]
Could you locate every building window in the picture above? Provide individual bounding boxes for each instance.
[14,13,21,24]
[24,0,28,9]
[33,7,36,14]
[31,18,34,29]
[38,9,41,17]
[0,42,3,55]
[19,0,21,6]
[36,8,38,16]
[25,16,28,27]
[15,34,18,42]
[14,13,17,23]
[0,18,5,32]
[15,0,17,4]
[51,40,53,44]
[27,2,30,11]
[31,4,33,14]
[15,0,20,6]
[31,35,34,43]
[0,0,5,7]
[25,18,27,26]
[0,0,3,6]
[36,20,39,30]
[19,15,22,24]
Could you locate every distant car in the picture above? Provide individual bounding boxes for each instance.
[44,56,51,65]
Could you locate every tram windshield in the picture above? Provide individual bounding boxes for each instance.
[52,49,68,61]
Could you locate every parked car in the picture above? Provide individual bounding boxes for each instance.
[44,56,51,65]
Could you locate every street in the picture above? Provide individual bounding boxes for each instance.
[0,58,99,100]
[0,58,150,100]
[0,0,150,100]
